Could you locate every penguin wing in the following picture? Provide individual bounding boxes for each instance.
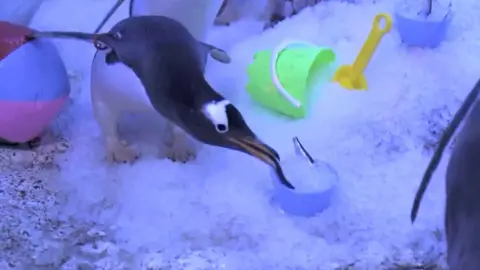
[199,41,231,64]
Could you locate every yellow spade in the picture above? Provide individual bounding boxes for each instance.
[333,13,392,90]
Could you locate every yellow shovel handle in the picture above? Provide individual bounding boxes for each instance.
[351,13,392,75]
[372,13,392,35]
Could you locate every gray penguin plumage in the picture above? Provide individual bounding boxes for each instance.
[28,15,294,189]
[410,78,480,269]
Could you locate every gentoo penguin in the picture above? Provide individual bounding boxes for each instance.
[91,0,224,163]
[28,15,295,189]
[214,0,286,28]
[410,78,480,269]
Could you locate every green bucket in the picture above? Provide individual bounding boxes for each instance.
[246,41,336,119]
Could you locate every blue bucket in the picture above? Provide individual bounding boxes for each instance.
[270,137,338,217]
[394,4,453,48]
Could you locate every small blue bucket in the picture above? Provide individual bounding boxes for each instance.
[270,137,338,217]
[394,3,453,48]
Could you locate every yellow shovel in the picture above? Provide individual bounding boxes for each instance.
[333,13,392,90]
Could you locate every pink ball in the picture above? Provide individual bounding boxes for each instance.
[0,21,70,143]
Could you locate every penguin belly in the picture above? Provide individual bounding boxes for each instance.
[91,50,153,113]
[130,0,223,41]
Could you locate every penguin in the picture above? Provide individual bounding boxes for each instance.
[27,15,295,189]
[409,78,480,269]
[95,0,287,33]
[214,0,287,28]
[91,0,224,163]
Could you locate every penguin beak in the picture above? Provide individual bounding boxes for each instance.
[226,136,295,189]
[227,136,279,167]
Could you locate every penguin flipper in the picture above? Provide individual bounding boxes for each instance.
[199,42,231,64]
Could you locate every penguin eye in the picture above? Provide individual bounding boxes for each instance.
[94,40,108,50]
[201,100,231,134]
[112,31,122,39]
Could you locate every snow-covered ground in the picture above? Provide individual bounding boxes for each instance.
[2,0,480,269]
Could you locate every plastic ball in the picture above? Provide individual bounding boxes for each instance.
[0,21,70,143]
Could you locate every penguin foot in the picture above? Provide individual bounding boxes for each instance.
[264,13,286,30]
[106,139,140,163]
[163,128,196,163]
[214,18,230,26]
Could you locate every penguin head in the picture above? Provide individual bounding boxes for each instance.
[175,95,294,189]
[91,16,168,69]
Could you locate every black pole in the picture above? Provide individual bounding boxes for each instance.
[426,0,433,16]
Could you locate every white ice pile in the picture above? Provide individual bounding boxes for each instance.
[2,0,480,268]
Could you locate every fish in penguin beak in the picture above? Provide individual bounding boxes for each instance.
[26,30,97,42]
[225,135,295,190]
[25,30,113,51]
[26,30,117,46]
[25,30,128,60]
[27,30,104,42]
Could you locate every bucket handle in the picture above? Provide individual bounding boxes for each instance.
[445,0,453,19]
[293,137,315,165]
[422,0,452,19]
[270,40,317,108]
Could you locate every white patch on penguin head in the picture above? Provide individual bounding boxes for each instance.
[201,99,231,133]
[94,40,109,51]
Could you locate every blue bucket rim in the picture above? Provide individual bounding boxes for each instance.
[394,1,453,22]
[272,159,339,196]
